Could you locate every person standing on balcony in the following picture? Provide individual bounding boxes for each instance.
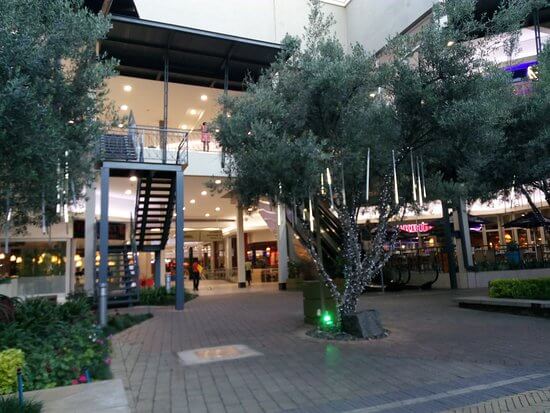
[201,122,211,152]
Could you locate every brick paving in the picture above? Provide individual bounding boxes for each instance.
[111,288,550,413]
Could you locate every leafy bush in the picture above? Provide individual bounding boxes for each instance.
[0,395,42,413]
[139,287,196,306]
[0,349,24,394]
[489,278,550,300]
[104,312,153,336]
[0,296,111,392]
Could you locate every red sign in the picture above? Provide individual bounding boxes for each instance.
[398,222,434,233]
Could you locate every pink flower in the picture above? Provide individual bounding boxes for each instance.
[104,357,111,365]
[71,380,79,385]
[78,375,87,383]
[97,339,104,345]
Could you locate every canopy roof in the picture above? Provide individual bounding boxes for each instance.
[504,212,550,229]
[99,15,281,91]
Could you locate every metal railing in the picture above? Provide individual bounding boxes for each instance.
[102,125,189,165]
[473,244,550,271]
[202,268,238,283]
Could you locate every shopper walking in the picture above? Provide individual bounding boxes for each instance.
[191,259,200,291]
[245,260,252,287]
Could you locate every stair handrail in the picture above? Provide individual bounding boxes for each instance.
[129,213,140,298]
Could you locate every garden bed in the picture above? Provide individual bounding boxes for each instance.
[0,294,151,400]
[139,287,197,306]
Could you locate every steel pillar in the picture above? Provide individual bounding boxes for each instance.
[154,250,162,287]
[98,167,110,326]
[442,201,457,289]
[236,205,246,288]
[175,170,185,310]
[84,184,96,295]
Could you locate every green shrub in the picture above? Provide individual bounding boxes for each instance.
[104,313,153,336]
[0,296,110,391]
[489,278,550,300]
[0,349,24,395]
[139,287,196,306]
[0,395,42,413]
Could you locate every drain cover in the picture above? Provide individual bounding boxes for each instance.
[178,344,262,366]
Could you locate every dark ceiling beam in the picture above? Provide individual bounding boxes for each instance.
[101,38,272,68]
[116,65,245,90]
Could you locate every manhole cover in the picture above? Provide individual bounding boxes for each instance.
[178,344,262,366]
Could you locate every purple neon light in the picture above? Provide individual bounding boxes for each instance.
[504,60,538,72]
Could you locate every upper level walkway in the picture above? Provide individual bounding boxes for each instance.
[99,126,227,177]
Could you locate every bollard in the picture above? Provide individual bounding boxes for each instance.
[17,368,24,407]
[84,368,92,383]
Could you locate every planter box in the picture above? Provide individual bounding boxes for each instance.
[286,278,304,291]
[302,280,343,325]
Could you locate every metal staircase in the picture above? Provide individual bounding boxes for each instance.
[99,133,137,162]
[134,172,176,252]
[287,199,343,277]
[101,244,139,306]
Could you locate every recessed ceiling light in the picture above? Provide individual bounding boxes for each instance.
[129,176,137,182]
[200,95,208,101]
[123,85,132,92]
[215,207,221,212]
[215,128,220,133]
[201,190,207,196]
[214,179,222,185]
[190,109,197,115]
[68,120,74,125]
[369,92,376,98]
[120,104,129,111]
[124,189,132,195]
[205,213,210,217]
[118,123,124,128]
[180,124,188,130]
[226,113,231,118]
[248,207,253,212]
[447,40,455,47]
[190,199,196,204]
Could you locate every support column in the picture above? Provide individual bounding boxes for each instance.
[224,236,232,270]
[175,170,185,310]
[84,184,96,295]
[277,202,288,290]
[442,201,457,289]
[497,216,506,247]
[98,167,109,326]
[236,205,246,288]
[154,250,162,287]
[455,199,474,271]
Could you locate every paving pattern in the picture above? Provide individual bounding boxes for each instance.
[111,288,550,413]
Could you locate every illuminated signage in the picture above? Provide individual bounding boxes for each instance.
[398,223,434,233]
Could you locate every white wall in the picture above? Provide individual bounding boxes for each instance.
[134,0,348,46]
[346,0,434,53]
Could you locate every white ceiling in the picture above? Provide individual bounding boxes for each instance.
[89,176,268,233]
[107,75,240,131]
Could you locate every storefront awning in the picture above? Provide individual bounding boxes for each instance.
[99,15,282,91]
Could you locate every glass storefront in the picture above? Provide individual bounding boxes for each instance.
[0,241,67,296]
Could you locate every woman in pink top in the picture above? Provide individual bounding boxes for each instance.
[201,122,211,152]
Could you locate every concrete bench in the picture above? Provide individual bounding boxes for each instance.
[455,296,550,315]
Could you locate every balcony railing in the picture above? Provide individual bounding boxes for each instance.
[100,126,188,165]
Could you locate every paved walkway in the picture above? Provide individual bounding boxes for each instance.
[111,288,550,413]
